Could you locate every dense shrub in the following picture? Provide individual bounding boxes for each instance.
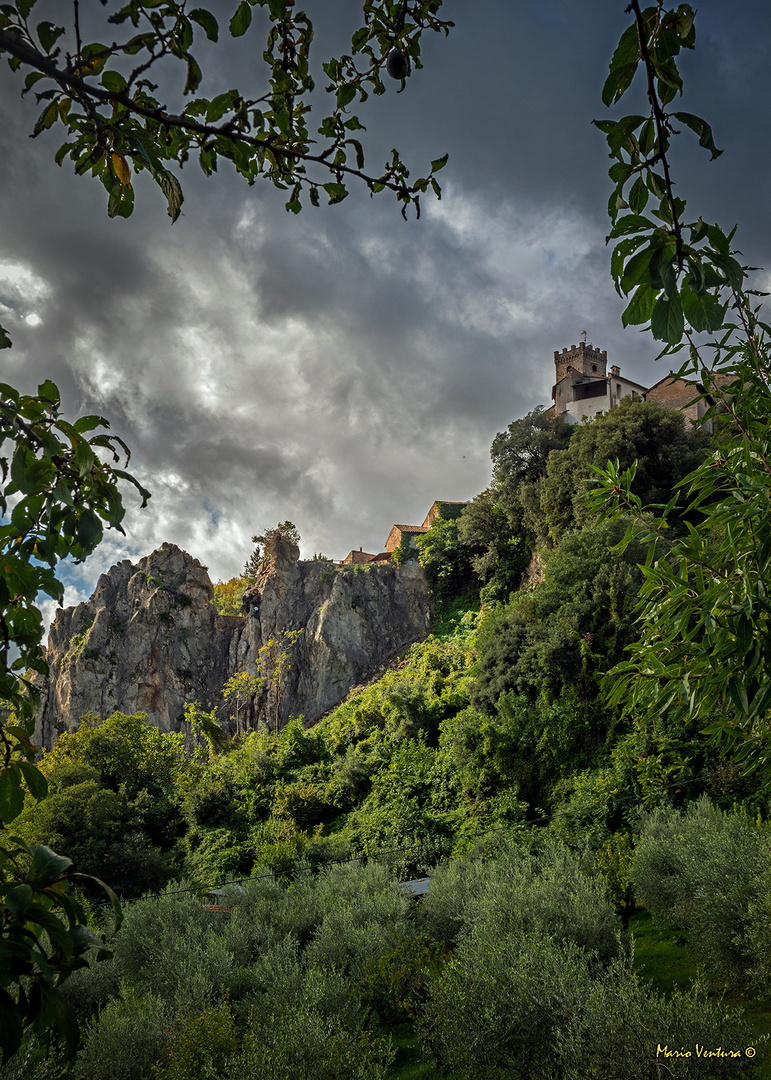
[536,397,708,543]
[421,928,752,1080]
[421,929,594,1079]
[471,518,646,719]
[418,841,623,965]
[416,845,495,944]
[14,712,187,895]
[232,1001,394,1080]
[581,972,753,1080]
[632,798,771,990]
[113,886,231,1010]
[152,999,239,1080]
[73,989,170,1080]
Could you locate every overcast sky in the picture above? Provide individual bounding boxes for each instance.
[2,1,770,629]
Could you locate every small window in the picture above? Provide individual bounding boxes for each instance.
[592,364,597,372]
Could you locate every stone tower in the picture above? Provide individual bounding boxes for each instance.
[554,342,608,384]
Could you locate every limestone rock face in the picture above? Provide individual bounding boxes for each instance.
[242,534,432,731]
[35,540,431,747]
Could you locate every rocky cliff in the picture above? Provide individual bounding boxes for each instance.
[35,539,432,747]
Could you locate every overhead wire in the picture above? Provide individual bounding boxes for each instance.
[92,768,715,909]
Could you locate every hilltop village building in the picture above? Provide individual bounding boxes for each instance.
[550,340,720,432]
[340,501,467,565]
[341,343,721,563]
[550,342,647,423]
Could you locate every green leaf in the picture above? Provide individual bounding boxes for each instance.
[0,767,24,825]
[229,1,251,37]
[651,290,684,343]
[0,986,23,1062]
[37,379,60,406]
[107,180,135,220]
[34,981,79,1059]
[430,153,449,172]
[127,138,184,223]
[27,846,72,889]
[628,175,649,215]
[17,761,47,802]
[673,111,723,160]
[601,22,641,106]
[206,91,234,123]
[76,509,102,552]
[22,69,46,94]
[681,284,725,333]
[33,100,59,134]
[322,182,348,205]
[80,41,110,76]
[72,414,107,434]
[190,8,219,41]
[609,214,659,237]
[101,69,127,93]
[727,675,749,715]
[709,252,745,291]
[602,60,639,108]
[3,884,33,919]
[336,83,356,110]
[0,323,11,349]
[351,26,369,53]
[621,283,657,326]
[73,439,96,477]
[185,55,203,95]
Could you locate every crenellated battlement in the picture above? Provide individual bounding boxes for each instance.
[554,342,608,383]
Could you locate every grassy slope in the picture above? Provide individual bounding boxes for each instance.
[631,910,771,1075]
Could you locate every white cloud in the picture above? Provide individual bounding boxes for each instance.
[0,260,51,329]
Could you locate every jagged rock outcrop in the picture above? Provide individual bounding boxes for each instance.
[243,534,432,731]
[35,539,432,747]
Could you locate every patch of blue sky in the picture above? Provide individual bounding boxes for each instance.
[204,502,222,528]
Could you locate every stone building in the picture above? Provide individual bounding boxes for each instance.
[384,523,429,554]
[340,547,377,565]
[384,502,469,555]
[643,373,719,433]
[551,342,647,424]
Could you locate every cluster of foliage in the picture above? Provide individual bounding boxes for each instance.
[243,520,300,582]
[212,577,248,617]
[590,358,771,786]
[467,517,648,808]
[0,380,147,1060]
[0,381,149,752]
[11,839,757,1080]
[13,713,189,897]
[0,0,452,220]
[586,0,771,787]
[413,502,475,601]
[413,398,706,609]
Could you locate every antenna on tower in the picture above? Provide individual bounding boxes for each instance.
[581,329,587,343]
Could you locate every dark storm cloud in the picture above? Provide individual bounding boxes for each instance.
[1,0,770,616]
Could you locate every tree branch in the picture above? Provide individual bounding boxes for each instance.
[0,27,420,198]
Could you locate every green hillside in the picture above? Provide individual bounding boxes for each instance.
[7,395,771,1079]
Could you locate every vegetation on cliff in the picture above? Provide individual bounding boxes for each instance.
[5,1,771,1074]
